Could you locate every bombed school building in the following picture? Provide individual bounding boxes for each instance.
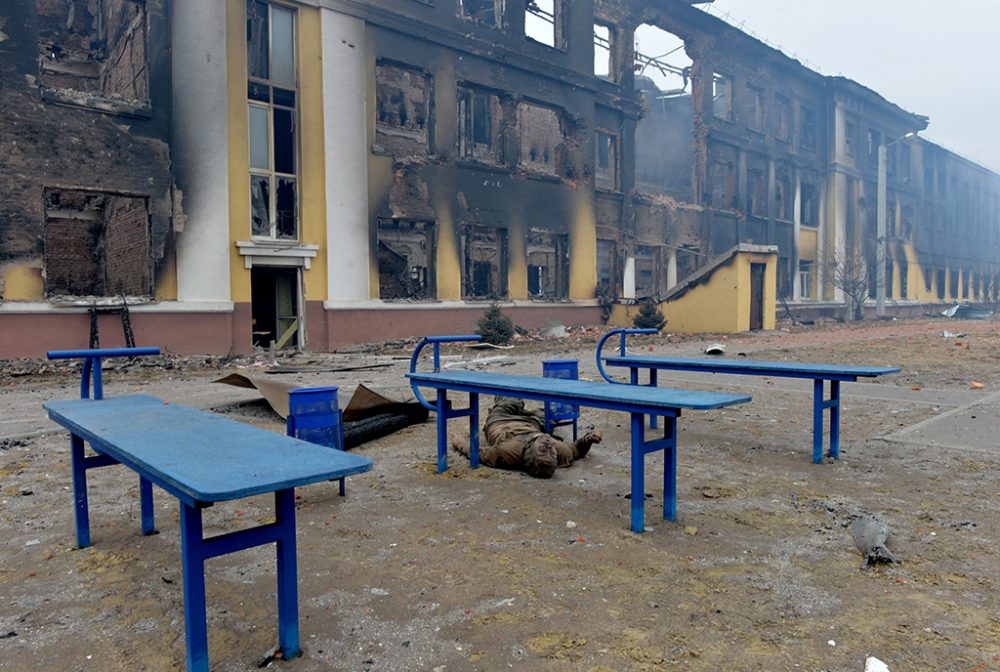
[1,0,998,357]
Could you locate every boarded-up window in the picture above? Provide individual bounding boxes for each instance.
[43,189,151,298]
[37,0,149,108]
[463,225,508,299]
[518,102,563,175]
[526,230,568,299]
[376,62,431,155]
[378,220,435,300]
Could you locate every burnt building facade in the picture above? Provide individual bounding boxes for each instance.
[1,0,997,357]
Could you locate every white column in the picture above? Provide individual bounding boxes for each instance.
[666,249,677,289]
[321,9,370,302]
[792,171,801,300]
[623,257,636,299]
[171,0,232,302]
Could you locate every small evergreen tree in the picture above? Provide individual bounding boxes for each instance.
[631,298,666,331]
[476,303,514,345]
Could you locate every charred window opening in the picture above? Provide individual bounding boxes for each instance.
[248,0,298,240]
[900,144,911,181]
[460,0,503,27]
[458,86,503,163]
[775,94,792,143]
[43,189,151,299]
[936,269,946,300]
[747,84,764,132]
[676,245,699,283]
[634,245,660,298]
[712,73,732,121]
[899,257,909,299]
[845,119,857,157]
[378,219,436,300]
[596,239,617,295]
[594,24,614,81]
[867,129,881,170]
[747,165,767,218]
[949,269,959,300]
[800,183,818,227]
[799,106,816,152]
[710,159,737,210]
[525,0,564,49]
[595,130,618,191]
[775,166,792,221]
[518,102,564,176]
[463,225,508,299]
[37,0,149,110]
[526,230,568,299]
[375,62,431,155]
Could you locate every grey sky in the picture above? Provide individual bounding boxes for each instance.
[697,0,1000,172]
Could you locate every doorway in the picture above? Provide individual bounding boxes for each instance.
[749,263,765,331]
[251,266,300,349]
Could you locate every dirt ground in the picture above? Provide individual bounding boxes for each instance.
[1,317,999,672]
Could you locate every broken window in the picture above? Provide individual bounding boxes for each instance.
[375,62,431,155]
[525,0,563,49]
[594,24,613,80]
[37,0,149,110]
[747,167,767,218]
[518,102,563,175]
[596,239,617,295]
[633,24,691,94]
[800,183,818,227]
[746,85,764,132]
[710,160,737,210]
[248,0,298,240]
[798,260,813,299]
[634,245,660,297]
[936,269,946,300]
[526,231,568,299]
[867,129,881,169]
[460,0,502,27]
[775,95,792,142]
[845,119,857,157]
[949,269,959,300]
[900,144,911,181]
[712,73,733,121]
[458,86,503,163]
[799,106,816,151]
[595,130,618,191]
[463,225,508,299]
[43,189,151,298]
[775,166,792,221]
[378,220,436,300]
[898,259,908,299]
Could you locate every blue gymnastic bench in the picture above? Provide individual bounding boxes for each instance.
[596,328,900,464]
[43,350,372,672]
[407,336,750,533]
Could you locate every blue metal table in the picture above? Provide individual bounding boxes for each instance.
[596,329,900,464]
[43,393,373,672]
[407,367,749,533]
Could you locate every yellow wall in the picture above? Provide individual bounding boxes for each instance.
[1,266,43,300]
[569,187,598,300]
[799,228,818,261]
[609,251,777,333]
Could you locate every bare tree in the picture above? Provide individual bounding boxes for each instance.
[827,241,884,322]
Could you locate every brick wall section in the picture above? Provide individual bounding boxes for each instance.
[104,194,151,295]
[101,0,147,103]
[43,191,105,296]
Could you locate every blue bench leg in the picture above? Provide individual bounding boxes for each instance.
[662,416,677,523]
[275,489,301,660]
[829,381,841,460]
[812,379,824,464]
[70,434,91,549]
[630,412,646,533]
[180,502,209,672]
[469,392,480,469]
[140,477,156,535]
[436,390,449,474]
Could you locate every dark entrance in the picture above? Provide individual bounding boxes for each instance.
[251,266,300,349]
[749,263,766,331]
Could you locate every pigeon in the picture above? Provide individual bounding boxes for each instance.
[850,516,898,569]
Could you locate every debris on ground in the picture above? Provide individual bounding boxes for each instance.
[705,343,726,355]
[940,330,965,338]
[539,321,569,338]
[942,304,994,320]
[850,516,898,569]
[970,381,985,390]
[864,656,890,672]
[443,355,512,370]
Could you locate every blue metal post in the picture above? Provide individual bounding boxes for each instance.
[812,379,824,464]
[829,380,841,460]
[436,390,449,474]
[649,368,659,430]
[140,477,155,535]
[70,434,91,548]
[275,488,300,660]
[630,412,646,533]
[469,392,480,469]
[662,416,677,522]
[180,502,209,672]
